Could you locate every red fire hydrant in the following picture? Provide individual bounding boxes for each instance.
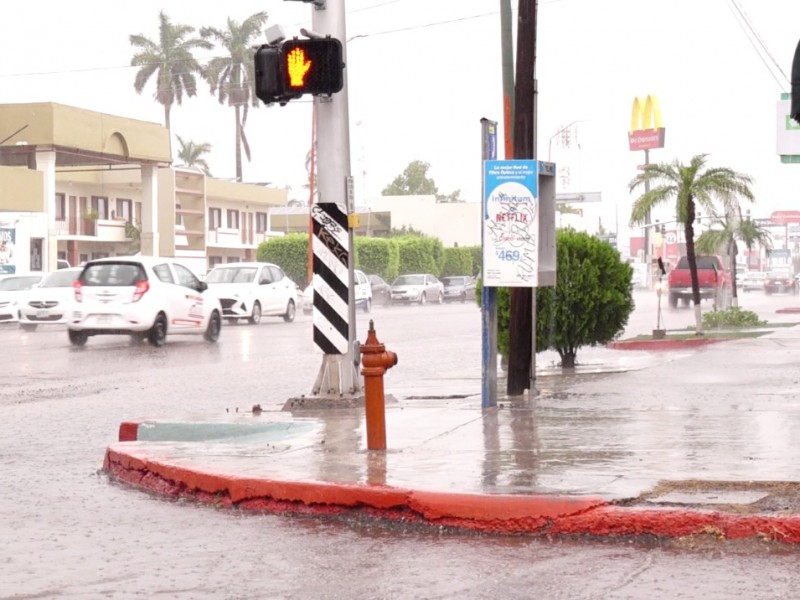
[360,319,398,450]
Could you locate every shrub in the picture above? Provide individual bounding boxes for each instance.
[702,306,766,329]
[396,235,443,276]
[477,229,634,368]
[355,236,400,282]
[256,234,308,286]
[441,246,473,276]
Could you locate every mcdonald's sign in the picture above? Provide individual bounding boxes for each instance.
[628,95,666,151]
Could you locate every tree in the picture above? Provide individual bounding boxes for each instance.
[695,212,772,307]
[129,11,211,131]
[201,12,268,182]
[175,135,212,175]
[478,229,634,369]
[629,154,754,333]
[382,160,438,196]
[536,230,634,368]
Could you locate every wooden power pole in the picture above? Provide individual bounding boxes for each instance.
[506,0,537,396]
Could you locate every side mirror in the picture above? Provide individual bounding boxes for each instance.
[198,281,208,292]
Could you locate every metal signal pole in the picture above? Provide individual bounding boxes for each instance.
[309,0,360,396]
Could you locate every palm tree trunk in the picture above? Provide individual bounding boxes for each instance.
[685,199,703,334]
[164,104,171,131]
[234,104,243,182]
[730,239,739,308]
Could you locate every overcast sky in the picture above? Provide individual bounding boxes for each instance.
[2,0,799,246]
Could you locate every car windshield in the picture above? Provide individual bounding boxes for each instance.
[442,277,466,286]
[206,267,257,284]
[41,270,80,288]
[0,276,41,291]
[744,272,765,279]
[766,272,791,279]
[368,275,385,285]
[393,275,424,286]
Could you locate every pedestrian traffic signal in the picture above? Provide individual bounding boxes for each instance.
[254,37,344,105]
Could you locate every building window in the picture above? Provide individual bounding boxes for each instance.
[227,209,240,230]
[116,198,132,222]
[208,256,223,270]
[91,196,109,220]
[256,212,268,233]
[175,203,183,226]
[209,207,222,230]
[55,193,66,221]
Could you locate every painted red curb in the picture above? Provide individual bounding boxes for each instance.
[102,446,800,543]
[607,337,727,351]
[118,421,141,442]
[776,307,800,314]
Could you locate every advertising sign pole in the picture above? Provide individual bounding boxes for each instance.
[480,118,498,409]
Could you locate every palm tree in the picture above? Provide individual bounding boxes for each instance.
[629,154,754,333]
[129,12,212,130]
[695,212,772,307]
[175,135,213,175]
[200,12,268,182]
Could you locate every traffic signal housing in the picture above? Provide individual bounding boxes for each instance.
[255,37,344,105]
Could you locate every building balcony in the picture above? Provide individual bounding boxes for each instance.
[55,218,130,241]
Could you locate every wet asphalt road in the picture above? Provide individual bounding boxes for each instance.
[2,293,800,599]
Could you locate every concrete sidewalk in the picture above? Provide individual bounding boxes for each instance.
[104,324,800,543]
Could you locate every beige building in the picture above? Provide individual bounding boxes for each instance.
[0,102,287,275]
[267,195,481,247]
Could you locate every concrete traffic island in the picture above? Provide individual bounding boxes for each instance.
[103,419,800,545]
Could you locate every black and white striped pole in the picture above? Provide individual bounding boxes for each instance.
[307,0,360,396]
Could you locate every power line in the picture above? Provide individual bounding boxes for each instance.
[727,0,788,91]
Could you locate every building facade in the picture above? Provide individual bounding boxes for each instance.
[0,103,287,275]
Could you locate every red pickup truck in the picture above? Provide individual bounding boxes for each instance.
[666,255,732,309]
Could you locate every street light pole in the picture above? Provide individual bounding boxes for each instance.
[547,120,582,162]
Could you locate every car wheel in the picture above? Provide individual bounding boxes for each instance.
[204,310,221,343]
[460,292,467,303]
[68,329,88,347]
[283,300,296,323]
[419,292,426,305]
[668,293,678,308]
[437,291,444,304]
[248,302,262,325]
[363,299,371,314]
[148,313,168,347]
[20,323,37,332]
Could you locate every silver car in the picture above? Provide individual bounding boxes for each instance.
[390,273,444,305]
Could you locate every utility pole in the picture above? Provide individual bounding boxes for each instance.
[506,0,537,396]
[500,0,514,159]
[310,0,360,396]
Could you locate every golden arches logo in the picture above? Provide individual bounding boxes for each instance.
[628,95,665,151]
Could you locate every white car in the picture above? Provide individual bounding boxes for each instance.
[302,269,373,315]
[67,256,222,347]
[19,267,82,330]
[0,274,45,324]
[205,262,297,324]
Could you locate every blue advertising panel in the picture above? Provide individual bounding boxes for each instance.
[482,160,538,287]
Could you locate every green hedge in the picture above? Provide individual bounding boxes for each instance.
[354,236,400,282]
[441,246,473,277]
[257,231,476,286]
[256,233,309,286]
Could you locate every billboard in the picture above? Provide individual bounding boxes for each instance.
[482,160,539,287]
[0,226,16,274]
[776,94,800,159]
[628,95,665,151]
